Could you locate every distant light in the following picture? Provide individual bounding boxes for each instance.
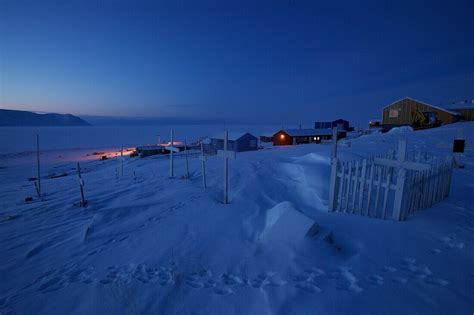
[317,136,320,141]
[313,137,317,140]
[280,134,285,139]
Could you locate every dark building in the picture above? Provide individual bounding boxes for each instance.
[209,132,258,152]
[314,119,352,131]
[273,129,333,146]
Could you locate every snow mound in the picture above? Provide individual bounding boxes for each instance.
[387,126,414,134]
[291,152,330,165]
[260,201,314,244]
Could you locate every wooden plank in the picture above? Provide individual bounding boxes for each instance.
[374,158,431,171]
[365,163,375,216]
[328,158,339,212]
[358,159,367,214]
[351,160,361,214]
[344,161,353,212]
[382,166,393,219]
[373,166,383,218]
[337,162,346,212]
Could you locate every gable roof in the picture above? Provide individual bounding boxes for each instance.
[383,97,461,116]
[276,128,333,137]
[209,132,256,141]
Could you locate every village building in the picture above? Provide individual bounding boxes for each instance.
[272,128,333,146]
[382,97,461,131]
[315,118,351,131]
[443,99,474,121]
[208,132,258,152]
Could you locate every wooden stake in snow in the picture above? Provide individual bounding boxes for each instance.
[217,131,236,204]
[199,141,207,188]
[77,162,86,207]
[35,134,42,198]
[168,129,180,178]
[121,146,124,176]
[184,140,190,179]
[331,126,338,162]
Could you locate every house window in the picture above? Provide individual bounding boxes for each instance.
[389,109,399,118]
[250,140,256,147]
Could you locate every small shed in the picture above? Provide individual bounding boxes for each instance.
[273,128,333,146]
[382,97,460,131]
[209,132,258,152]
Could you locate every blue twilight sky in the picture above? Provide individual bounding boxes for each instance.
[0,0,473,125]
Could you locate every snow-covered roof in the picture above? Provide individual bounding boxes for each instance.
[383,97,461,116]
[442,100,474,110]
[278,128,333,137]
[209,132,255,141]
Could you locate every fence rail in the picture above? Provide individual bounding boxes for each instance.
[328,140,454,221]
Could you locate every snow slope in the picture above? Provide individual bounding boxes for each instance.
[0,122,473,314]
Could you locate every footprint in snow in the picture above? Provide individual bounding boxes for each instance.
[366,274,384,286]
[333,267,363,293]
[251,272,286,289]
[292,268,325,293]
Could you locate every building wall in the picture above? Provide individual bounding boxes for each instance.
[453,108,474,121]
[273,131,293,146]
[382,98,459,126]
[235,133,258,152]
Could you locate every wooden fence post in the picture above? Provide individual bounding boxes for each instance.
[184,140,190,179]
[392,140,407,221]
[36,134,42,198]
[200,142,207,188]
[328,157,339,211]
[331,126,338,163]
[77,162,86,207]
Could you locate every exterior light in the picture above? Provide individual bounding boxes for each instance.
[317,137,320,141]
[313,137,317,140]
[280,134,285,139]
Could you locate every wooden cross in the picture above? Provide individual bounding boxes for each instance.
[217,131,236,204]
[199,141,208,188]
[167,129,180,178]
[374,140,431,220]
[76,162,86,207]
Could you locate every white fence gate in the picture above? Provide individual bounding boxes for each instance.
[328,140,454,221]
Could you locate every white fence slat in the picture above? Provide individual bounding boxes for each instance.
[365,163,375,216]
[382,165,393,219]
[328,158,339,211]
[337,162,346,212]
[351,160,361,214]
[358,159,367,214]
[344,161,353,212]
[374,166,382,218]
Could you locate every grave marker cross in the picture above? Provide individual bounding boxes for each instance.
[374,140,431,220]
[199,142,208,188]
[167,129,180,178]
[217,131,236,204]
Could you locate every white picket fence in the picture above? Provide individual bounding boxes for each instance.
[328,140,454,221]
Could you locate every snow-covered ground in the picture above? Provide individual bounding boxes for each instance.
[0,122,473,314]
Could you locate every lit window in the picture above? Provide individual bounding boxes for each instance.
[313,137,317,140]
[317,137,320,141]
[280,134,285,139]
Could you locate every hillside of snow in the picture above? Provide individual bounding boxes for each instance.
[0,122,473,314]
